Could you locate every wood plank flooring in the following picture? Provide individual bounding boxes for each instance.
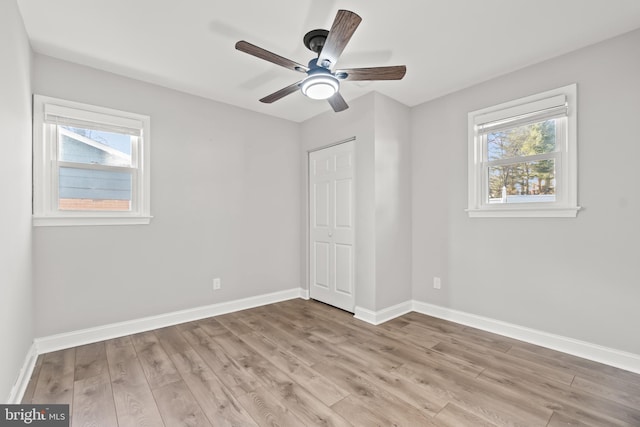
[22,299,640,426]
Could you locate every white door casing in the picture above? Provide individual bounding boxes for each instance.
[309,140,355,312]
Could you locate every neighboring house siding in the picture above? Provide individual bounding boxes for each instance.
[58,167,131,200]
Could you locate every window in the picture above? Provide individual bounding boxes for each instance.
[33,95,151,226]
[467,84,579,217]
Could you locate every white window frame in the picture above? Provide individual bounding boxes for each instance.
[33,95,151,226]
[467,84,580,218]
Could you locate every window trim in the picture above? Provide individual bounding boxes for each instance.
[467,84,580,218]
[33,95,152,226]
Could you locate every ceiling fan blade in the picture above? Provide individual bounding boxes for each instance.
[259,81,303,104]
[327,92,349,112]
[336,65,407,81]
[236,41,308,73]
[317,10,362,70]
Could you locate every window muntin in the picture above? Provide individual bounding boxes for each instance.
[467,84,579,217]
[33,95,151,226]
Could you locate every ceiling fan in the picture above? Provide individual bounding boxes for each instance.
[235,9,406,112]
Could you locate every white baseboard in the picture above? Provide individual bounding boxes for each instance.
[412,300,640,375]
[354,300,413,325]
[353,306,377,324]
[299,289,310,300]
[35,287,306,355]
[352,299,640,374]
[7,343,37,404]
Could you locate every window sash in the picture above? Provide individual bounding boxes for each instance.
[57,126,134,167]
[51,121,141,214]
[56,160,137,173]
[484,150,558,167]
[481,125,564,206]
[483,117,564,167]
[56,168,135,211]
[482,152,560,204]
[51,163,140,215]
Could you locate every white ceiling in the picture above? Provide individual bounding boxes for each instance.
[17,0,640,122]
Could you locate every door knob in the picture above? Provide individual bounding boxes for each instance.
[328,232,333,237]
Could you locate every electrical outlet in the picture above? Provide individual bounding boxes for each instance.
[433,277,441,289]
[213,278,221,290]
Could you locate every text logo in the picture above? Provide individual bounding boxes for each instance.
[0,405,69,427]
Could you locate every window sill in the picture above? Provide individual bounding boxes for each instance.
[466,206,581,218]
[33,215,153,227]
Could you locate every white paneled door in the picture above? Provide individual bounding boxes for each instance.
[309,141,355,312]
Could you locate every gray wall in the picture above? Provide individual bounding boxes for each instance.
[0,0,33,401]
[373,94,412,309]
[300,93,412,312]
[32,55,302,337]
[411,29,640,354]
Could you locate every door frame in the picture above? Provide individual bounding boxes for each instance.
[306,137,356,311]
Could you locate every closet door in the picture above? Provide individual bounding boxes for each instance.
[309,141,355,312]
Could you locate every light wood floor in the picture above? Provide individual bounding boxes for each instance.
[22,299,640,426]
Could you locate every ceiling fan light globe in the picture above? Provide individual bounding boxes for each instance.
[301,75,339,100]
[305,83,336,100]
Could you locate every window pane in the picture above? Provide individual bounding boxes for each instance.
[58,167,132,211]
[488,159,555,204]
[487,119,556,161]
[58,125,132,167]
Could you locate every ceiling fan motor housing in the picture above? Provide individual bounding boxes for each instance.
[303,29,329,54]
[306,58,330,72]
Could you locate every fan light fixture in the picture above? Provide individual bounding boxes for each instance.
[235,9,406,112]
[301,74,339,100]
